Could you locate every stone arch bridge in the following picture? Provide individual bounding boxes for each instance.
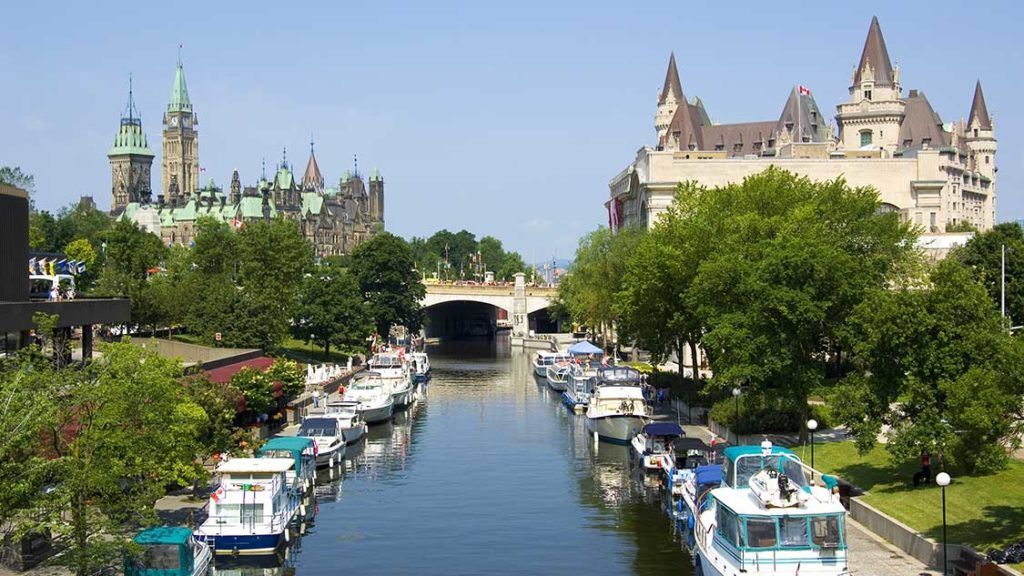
[421,273,556,337]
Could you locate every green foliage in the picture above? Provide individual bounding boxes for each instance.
[231,367,275,417]
[184,375,243,455]
[708,393,831,435]
[94,219,167,328]
[293,264,374,359]
[955,222,1024,328]
[352,232,425,338]
[945,220,978,233]
[264,358,306,399]
[192,216,238,277]
[0,165,35,192]
[64,238,98,290]
[832,258,1023,473]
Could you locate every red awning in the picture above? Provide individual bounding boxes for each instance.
[206,356,277,384]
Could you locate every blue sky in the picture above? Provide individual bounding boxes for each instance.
[2,0,1021,260]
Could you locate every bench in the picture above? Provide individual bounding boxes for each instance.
[952,548,1000,576]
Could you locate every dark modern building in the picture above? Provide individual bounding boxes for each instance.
[0,182,130,358]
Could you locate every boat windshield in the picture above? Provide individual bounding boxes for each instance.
[327,404,358,417]
[371,354,402,368]
[350,381,381,391]
[299,418,338,437]
[717,507,845,551]
[138,544,180,570]
[730,454,808,490]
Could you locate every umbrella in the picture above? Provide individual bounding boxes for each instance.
[568,341,603,355]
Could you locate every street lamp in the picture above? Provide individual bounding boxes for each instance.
[807,418,819,477]
[309,333,315,359]
[936,472,951,576]
[732,387,742,444]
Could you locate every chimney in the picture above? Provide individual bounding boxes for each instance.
[157,194,165,207]
[220,196,226,208]
[909,89,920,98]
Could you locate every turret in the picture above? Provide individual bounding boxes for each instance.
[655,53,685,148]
[108,76,155,212]
[966,80,997,181]
[162,54,199,204]
[835,17,905,154]
[230,169,241,204]
[368,168,384,225]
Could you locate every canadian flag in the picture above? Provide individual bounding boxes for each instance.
[211,485,225,503]
[798,85,811,96]
[232,218,244,229]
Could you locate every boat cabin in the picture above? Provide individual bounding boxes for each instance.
[209,458,294,530]
[722,445,810,490]
[324,400,360,420]
[257,437,316,493]
[596,366,640,386]
[369,353,403,369]
[126,527,211,576]
[637,422,684,454]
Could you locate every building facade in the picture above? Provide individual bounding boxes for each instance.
[112,60,384,257]
[611,17,997,234]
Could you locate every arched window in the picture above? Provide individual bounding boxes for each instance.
[860,130,873,147]
[640,201,649,229]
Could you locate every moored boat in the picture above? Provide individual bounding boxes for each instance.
[409,352,431,384]
[544,355,573,391]
[194,458,300,556]
[126,527,212,576]
[297,416,347,467]
[369,353,415,408]
[342,375,395,424]
[690,441,850,576]
[631,421,685,471]
[257,436,318,493]
[323,399,368,444]
[584,366,648,444]
[561,363,595,411]
[532,351,560,377]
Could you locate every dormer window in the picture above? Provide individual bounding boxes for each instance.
[974,129,979,138]
[860,130,873,147]
[864,90,872,100]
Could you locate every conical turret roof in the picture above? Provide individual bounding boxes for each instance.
[302,144,324,192]
[968,80,992,131]
[854,16,895,87]
[109,81,153,158]
[168,62,192,113]
[659,52,685,105]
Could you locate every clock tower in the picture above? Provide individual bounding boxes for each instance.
[162,56,199,205]
[108,77,154,213]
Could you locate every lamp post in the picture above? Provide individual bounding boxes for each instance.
[936,472,951,575]
[309,333,315,359]
[732,387,742,444]
[807,418,819,477]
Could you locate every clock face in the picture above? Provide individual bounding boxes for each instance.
[170,116,178,127]
[182,117,190,128]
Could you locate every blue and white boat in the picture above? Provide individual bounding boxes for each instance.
[257,436,318,495]
[631,421,685,471]
[544,354,573,391]
[126,527,212,576]
[409,352,431,384]
[532,351,560,378]
[685,441,850,576]
[194,458,300,556]
[561,364,595,412]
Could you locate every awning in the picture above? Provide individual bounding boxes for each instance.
[568,341,603,355]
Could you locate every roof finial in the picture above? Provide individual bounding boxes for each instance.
[354,154,359,177]
[261,157,266,180]
[282,147,287,169]
[310,133,315,155]
[177,43,182,67]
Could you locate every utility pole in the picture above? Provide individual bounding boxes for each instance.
[1002,244,1007,332]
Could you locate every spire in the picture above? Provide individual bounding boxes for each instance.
[109,75,153,158]
[168,54,193,113]
[854,16,895,87]
[121,74,141,126]
[658,52,685,105]
[353,154,359,177]
[968,80,992,131]
[302,137,324,192]
[281,147,288,169]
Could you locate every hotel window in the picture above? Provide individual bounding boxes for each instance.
[985,156,990,164]
[860,130,873,147]
[864,90,872,100]
[930,212,937,229]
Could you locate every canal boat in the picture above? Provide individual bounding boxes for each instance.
[584,366,648,444]
[297,416,347,467]
[342,375,395,424]
[544,354,573,391]
[194,458,300,556]
[532,350,560,377]
[409,352,431,384]
[631,421,685,471]
[323,399,369,444]
[561,363,595,411]
[257,437,318,494]
[690,441,850,576]
[369,353,415,408]
[126,526,212,576]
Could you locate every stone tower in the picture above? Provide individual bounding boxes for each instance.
[655,52,685,148]
[965,80,997,181]
[230,169,242,205]
[162,57,199,205]
[368,168,384,225]
[835,16,905,154]
[108,78,154,212]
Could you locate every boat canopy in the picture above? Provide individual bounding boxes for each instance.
[258,437,314,476]
[695,464,723,486]
[641,422,684,437]
[598,366,640,384]
[723,445,807,490]
[128,527,195,576]
[568,341,603,355]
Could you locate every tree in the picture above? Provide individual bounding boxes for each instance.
[496,251,528,282]
[192,216,238,278]
[293,264,374,359]
[478,236,505,276]
[93,219,167,330]
[955,222,1024,329]
[426,229,477,280]
[833,258,1024,472]
[64,238,99,291]
[231,367,275,418]
[352,232,426,338]
[264,358,306,399]
[184,375,243,456]
[43,342,205,575]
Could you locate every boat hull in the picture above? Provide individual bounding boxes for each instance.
[360,403,394,424]
[586,415,646,444]
[314,441,346,467]
[342,423,367,444]
[533,364,548,378]
[199,532,285,557]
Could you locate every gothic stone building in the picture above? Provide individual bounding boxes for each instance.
[112,60,384,257]
[610,17,997,234]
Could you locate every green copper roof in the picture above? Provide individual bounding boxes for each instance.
[302,191,323,215]
[108,119,154,157]
[168,63,192,113]
[275,166,294,190]
[173,200,197,222]
[239,196,276,219]
[370,168,382,182]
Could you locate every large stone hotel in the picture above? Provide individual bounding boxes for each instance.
[609,17,997,234]
[109,59,384,257]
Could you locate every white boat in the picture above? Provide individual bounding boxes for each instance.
[194,458,300,556]
[561,363,595,411]
[532,351,560,377]
[544,354,573,391]
[584,366,649,444]
[126,527,212,576]
[369,353,415,408]
[297,416,347,467]
[343,375,395,424]
[409,352,431,384]
[256,436,318,493]
[630,421,685,471]
[323,399,368,444]
[689,442,850,576]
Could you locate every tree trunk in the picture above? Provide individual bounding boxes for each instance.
[689,338,701,380]
[324,341,331,361]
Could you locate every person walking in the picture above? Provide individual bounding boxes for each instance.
[912,449,932,487]
[312,388,321,408]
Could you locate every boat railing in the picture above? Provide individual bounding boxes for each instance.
[203,498,298,535]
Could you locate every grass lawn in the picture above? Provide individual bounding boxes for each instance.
[802,441,1024,571]
[169,333,205,345]
[277,338,352,365]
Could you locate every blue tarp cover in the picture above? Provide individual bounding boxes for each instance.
[567,341,603,355]
[695,464,723,486]
[642,422,684,437]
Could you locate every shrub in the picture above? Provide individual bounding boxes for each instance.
[709,393,831,435]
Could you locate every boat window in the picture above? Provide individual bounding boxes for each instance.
[260,449,294,461]
[299,417,338,437]
[216,503,265,524]
[716,506,742,548]
[811,515,843,548]
[136,544,180,569]
[734,454,809,489]
[745,517,778,549]
[779,516,809,548]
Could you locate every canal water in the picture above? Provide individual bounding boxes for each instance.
[227,338,692,575]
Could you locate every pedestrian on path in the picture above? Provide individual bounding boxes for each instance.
[312,388,321,408]
[912,449,931,487]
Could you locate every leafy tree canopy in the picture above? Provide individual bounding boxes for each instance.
[293,264,374,359]
[955,222,1024,329]
[352,232,425,337]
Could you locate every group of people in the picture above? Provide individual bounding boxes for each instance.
[48,284,74,301]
